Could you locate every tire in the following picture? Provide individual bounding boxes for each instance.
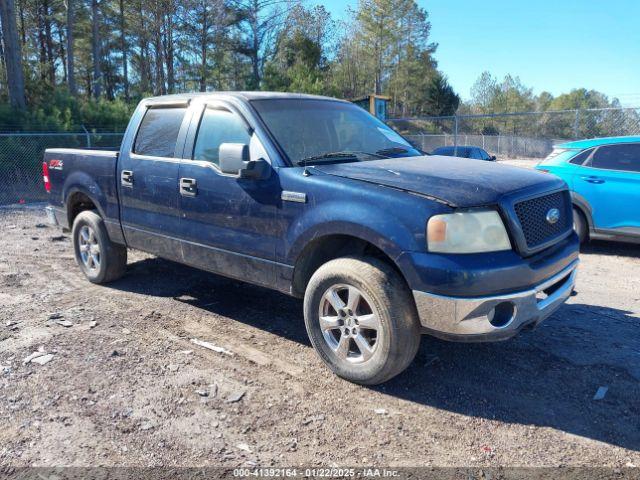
[572,207,588,244]
[303,256,421,385]
[72,210,127,284]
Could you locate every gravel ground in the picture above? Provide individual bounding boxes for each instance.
[1,206,639,468]
[499,158,541,169]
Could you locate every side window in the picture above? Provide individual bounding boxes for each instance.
[193,107,251,165]
[133,107,187,157]
[591,144,640,172]
[569,148,593,165]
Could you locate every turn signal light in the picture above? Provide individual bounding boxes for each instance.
[427,218,447,243]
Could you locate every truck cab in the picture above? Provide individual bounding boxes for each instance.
[44,92,580,385]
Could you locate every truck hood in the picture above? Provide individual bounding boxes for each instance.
[313,156,566,208]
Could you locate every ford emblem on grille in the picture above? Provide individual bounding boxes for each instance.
[546,208,561,225]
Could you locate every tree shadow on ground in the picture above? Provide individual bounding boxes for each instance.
[108,256,640,452]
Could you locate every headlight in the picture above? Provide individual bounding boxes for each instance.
[427,210,511,253]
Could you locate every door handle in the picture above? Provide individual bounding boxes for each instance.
[121,170,134,187]
[180,177,197,196]
[581,176,605,184]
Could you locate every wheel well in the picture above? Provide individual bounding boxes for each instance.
[291,235,402,298]
[67,192,97,227]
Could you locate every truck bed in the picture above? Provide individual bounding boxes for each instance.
[44,147,121,233]
[45,147,119,157]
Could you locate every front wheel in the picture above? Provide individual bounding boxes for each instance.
[72,210,127,284]
[303,256,421,385]
[573,207,588,244]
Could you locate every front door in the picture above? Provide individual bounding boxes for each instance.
[572,143,640,232]
[118,103,191,261]
[177,101,283,288]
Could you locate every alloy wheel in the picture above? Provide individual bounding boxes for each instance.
[78,225,101,271]
[318,284,381,363]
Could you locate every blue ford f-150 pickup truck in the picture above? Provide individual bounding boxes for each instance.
[43,92,579,384]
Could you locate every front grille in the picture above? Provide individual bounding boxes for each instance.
[514,191,572,249]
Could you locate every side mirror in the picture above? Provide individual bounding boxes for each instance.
[219,142,271,180]
[240,158,271,180]
[219,143,249,175]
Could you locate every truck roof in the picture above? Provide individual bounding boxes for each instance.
[143,91,348,105]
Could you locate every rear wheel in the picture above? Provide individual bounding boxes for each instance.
[572,207,588,243]
[72,210,127,283]
[303,256,421,385]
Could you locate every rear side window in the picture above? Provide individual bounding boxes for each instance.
[433,147,453,155]
[458,148,472,158]
[193,107,251,166]
[590,144,640,172]
[569,148,593,165]
[134,107,187,157]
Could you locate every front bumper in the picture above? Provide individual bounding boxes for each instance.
[413,259,578,342]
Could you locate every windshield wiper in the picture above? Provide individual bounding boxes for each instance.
[300,152,357,164]
[377,146,431,156]
[298,151,388,166]
[376,147,409,155]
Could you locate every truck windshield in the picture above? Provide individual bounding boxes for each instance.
[250,99,422,166]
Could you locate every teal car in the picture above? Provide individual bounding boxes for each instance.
[536,136,640,244]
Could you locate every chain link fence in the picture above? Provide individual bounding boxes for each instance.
[389,107,640,159]
[0,133,123,205]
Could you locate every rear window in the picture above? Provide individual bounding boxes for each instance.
[545,148,570,161]
[590,144,640,172]
[568,148,593,165]
[134,107,187,157]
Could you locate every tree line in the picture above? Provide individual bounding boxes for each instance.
[389,71,636,140]
[459,72,636,139]
[467,72,625,115]
[0,0,461,131]
[0,0,631,134]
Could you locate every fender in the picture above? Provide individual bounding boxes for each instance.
[285,199,419,268]
[63,172,126,245]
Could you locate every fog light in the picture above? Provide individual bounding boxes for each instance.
[487,302,516,328]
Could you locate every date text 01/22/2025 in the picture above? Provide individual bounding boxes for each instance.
[233,468,401,477]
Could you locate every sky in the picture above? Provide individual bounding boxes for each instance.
[310,0,640,105]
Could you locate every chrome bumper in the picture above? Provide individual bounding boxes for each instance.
[45,206,59,226]
[413,260,579,342]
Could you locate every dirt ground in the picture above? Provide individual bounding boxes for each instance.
[1,206,639,469]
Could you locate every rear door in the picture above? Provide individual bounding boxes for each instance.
[572,143,640,231]
[177,100,282,288]
[118,103,191,261]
